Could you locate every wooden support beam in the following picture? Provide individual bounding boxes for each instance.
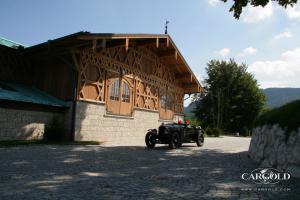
[191,74,193,82]
[156,38,159,48]
[183,89,200,94]
[175,50,178,60]
[125,38,129,51]
[166,37,169,47]
[183,83,199,88]
[183,86,200,93]
[78,34,169,40]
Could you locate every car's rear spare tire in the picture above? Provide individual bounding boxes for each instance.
[145,131,157,148]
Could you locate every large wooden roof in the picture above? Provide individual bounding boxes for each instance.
[26,32,203,93]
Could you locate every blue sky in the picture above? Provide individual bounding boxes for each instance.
[1,0,300,93]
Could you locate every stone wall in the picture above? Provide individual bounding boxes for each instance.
[63,101,74,140]
[0,107,65,140]
[249,124,300,178]
[74,100,181,144]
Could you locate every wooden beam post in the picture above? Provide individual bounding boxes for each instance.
[92,39,97,52]
[156,38,159,48]
[125,38,129,51]
[175,50,178,60]
[166,37,169,47]
[190,74,193,82]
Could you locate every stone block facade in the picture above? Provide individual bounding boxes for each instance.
[0,100,184,142]
[0,107,65,140]
[74,100,183,144]
[249,124,300,178]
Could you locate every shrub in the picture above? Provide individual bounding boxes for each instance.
[212,128,222,137]
[240,126,249,137]
[44,117,64,141]
[205,127,222,137]
[254,100,300,133]
[205,127,213,136]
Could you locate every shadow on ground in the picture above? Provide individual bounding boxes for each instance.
[0,145,299,199]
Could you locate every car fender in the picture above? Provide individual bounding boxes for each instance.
[147,129,157,134]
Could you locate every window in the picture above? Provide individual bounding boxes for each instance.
[109,79,120,101]
[160,94,174,110]
[160,95,167,109]
[122,83,130,102]
[159,91,174,120]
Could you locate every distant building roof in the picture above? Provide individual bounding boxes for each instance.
[0,37,25,49]
[0,81,68,108]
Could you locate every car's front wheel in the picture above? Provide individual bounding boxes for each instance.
[196,133,204,147]
[169,132,180,149]
[145,131,157,148]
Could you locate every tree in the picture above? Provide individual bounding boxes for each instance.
[221,0,298,19]
[194,59,266,133]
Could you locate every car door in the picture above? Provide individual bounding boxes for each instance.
[184,125,194,140]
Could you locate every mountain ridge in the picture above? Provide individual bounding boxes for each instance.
[184,88,300,117]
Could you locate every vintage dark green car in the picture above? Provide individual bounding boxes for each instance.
[145,123,204,149]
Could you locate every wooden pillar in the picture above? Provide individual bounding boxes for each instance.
[166,37,169,47]
[125,38,129,51]
[92,39,97,52]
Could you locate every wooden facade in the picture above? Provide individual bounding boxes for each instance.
[1,32,202,119]
[0,45,32,85]
[0,45,76,101]
[76,47,178,119]
[71,34,202,120]
[0,32,203,141]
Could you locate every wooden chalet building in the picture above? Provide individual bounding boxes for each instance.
[0,32,202,142]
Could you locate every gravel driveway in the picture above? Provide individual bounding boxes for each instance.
[0,136,299,200]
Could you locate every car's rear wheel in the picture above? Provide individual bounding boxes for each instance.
[196,133,204,147]
[169,132,180,149]
[145,131,157,148]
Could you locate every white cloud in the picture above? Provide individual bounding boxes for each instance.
[216,48,230,57]
[286,4,300,19]
[242,3,273,23]
[273,31,292,40]
[207,0,220,6]
[239,47,257,57]
[184,94,192,107]
[248,48,300,88]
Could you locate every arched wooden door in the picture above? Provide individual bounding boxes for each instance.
[106,77,133,116]
[120,79,133,115]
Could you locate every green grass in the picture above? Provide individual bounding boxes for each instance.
[0,140,102,147]
[255,99,300,132]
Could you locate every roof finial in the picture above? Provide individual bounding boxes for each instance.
[165,20,169,34]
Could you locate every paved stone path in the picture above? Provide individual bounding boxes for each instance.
[0,136,299,199]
